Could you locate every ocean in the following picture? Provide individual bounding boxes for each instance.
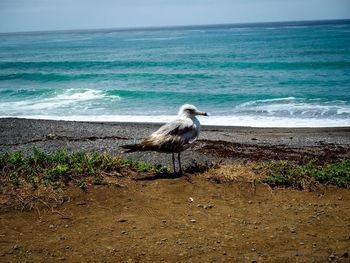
[0,20,350,127]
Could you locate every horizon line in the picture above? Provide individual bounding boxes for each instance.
[1,18,350,35]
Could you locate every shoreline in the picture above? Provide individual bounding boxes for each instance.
[1,117,349,166]
[0,116,350,132]
[2,115,349,128]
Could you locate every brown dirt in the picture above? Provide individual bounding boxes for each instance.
[1,173,350,262]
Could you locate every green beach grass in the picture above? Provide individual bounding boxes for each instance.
[261,159,350,190]
[0,147,170,190]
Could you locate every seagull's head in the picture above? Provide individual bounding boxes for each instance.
[178,104,208,118]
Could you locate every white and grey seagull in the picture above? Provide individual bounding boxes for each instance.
[121,104,208,174]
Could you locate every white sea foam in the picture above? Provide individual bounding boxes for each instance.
[54,89,104,101]
[0,89,120,111]
[1,93,349,127]
[235,97,350,118]
[239,97,296,107]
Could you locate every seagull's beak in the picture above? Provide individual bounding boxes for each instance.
[196,111,208,116]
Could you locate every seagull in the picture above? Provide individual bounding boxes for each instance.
[121,104,208,174]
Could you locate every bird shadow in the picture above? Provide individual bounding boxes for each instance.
[134,172,183,181]
[133,160,217,182]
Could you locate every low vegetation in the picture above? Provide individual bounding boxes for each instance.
[261,159,350,190]
[1,148,349,191]
[1,149,348,212]
[0,147,170,189]
[203,159,350,190]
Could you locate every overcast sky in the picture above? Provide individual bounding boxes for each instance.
[1,0,350,33]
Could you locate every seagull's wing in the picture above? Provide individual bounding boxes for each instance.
[153,119,199,141]
[141,119,199,152]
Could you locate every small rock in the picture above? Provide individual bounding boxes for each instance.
[204,204,214,209]
[190,219,196,223]
[338,196,343,200]
[175,239,184,245]
[64,224,69,228]
[118,218,127,223]
[248,200,253,204]
[121,231,127,234]
[46,133,56,140]
[162,220,167,223]
[49,225,54,229]
[189,197,194,202]
[329,253,336,260]
[13,244,19,250]
[76,201,87,206]
[342,252,349,258]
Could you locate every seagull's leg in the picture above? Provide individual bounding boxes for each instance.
[172,153,176,174]
[178,152,183,175]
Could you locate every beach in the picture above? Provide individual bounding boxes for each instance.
[1,118,350,262]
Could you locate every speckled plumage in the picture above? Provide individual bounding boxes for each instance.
[121,104,208,174]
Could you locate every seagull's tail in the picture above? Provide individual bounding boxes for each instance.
[120,143,145,153]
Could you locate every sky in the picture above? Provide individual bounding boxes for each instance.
[1,0,350,33]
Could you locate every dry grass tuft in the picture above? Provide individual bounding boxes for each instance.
[203,163,266,184]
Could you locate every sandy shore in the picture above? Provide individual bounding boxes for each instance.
[1,118,350,262]
[1,118,349,167]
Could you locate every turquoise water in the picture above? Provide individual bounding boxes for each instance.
[0,20,350,127]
